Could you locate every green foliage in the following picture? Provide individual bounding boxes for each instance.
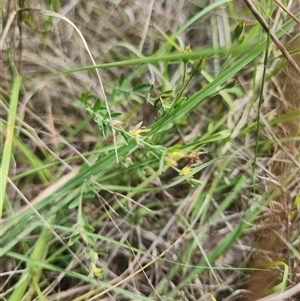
[77,92,122,139]
[1,2,299,301]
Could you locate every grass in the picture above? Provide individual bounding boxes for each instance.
[0,76,22,217]
[1,1,300,301]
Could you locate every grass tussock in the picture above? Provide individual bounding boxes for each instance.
[1,1,300,301]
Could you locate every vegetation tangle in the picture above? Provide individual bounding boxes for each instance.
[1,1,299,301]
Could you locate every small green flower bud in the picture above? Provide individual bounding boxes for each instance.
[154,97,162,110]
[233,20,245,41]
[191,57,205,76]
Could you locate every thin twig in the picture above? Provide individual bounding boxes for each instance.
[274,0,300,26]
[243,0,300,76]
[0,11,17,50]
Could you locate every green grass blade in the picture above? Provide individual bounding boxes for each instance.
[0,76,22,218]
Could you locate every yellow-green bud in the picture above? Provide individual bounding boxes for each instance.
[182,44,191,63]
